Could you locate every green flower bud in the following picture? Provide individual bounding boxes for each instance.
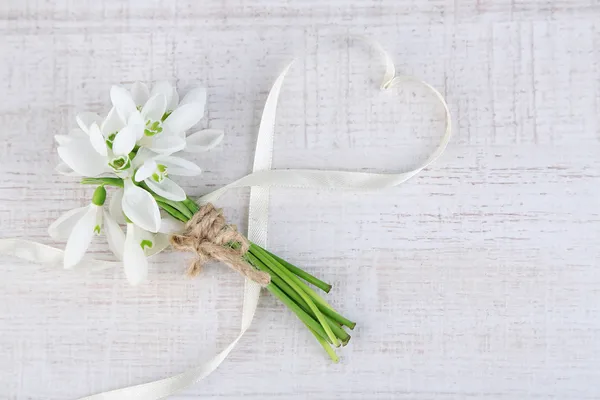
[91,185,107,206]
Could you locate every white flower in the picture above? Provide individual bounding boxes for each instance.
[123,223,149,285]
[158,216,185,236]
[123,216,184,285]
[55,129,91,176]
[52,81,225,285]
[57,114,140,179]
[57,81,222,179]
[109,187,126,224]
[56,138,162,233]
[183,128,225,153]
[112,146,199,229]
[56,127,111,177]
[134,153,202,201]
[114,153,198,231]
[48,187,124,268]
[110,81,207,154]
[122,178,161,233]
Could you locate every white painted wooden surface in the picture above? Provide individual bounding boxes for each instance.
[1,1,600,399]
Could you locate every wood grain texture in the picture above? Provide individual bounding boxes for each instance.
[1,0,600,399]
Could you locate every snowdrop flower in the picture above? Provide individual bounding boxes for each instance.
[110,81,207,154]
[134,152,202,201]
[183,128,225,153]
[123,216,185,285]
[101,145,201,230]
[57,127,158,233]
[113,148,201,228]
[57,127,161,233]
[57,111,142,179]
[52,80,226,284]
[54,129,92,176]
[57,81,223,179]
[56,125,111,177]
[123,223,149,285]
[122,177,162,233]
[48,186,124,268]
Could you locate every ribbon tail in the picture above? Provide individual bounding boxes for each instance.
[79,276,263,400]
[0,238,118,271]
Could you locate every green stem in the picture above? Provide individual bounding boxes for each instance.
[183,198,200,214]
[139,182,193,220]
[306,325,339,363]
[246,252,333,344]
[81,177,124,187]
[246,253,350,346]
[248,246,339,347]
[266,283,332,345]
[250,244,356,330]
[245,252,350,345]
[253,244,332,293]
[182,199,355,350]
[157,201,188,222]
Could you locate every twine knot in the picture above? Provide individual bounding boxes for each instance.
[170,203,271,286]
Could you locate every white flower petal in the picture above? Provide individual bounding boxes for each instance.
[55,129,87,146]
[112,125,137,156]
[168,87,179,111]
[145,177,186,201]
[63,205,98,269]
[54,135,72,146]
[134,226,157,256]
[76,112,103,134]
[88,123,108,156]
[184,129,224,153]
[104,211,125,260]
[55,162,79,176]
[131,147,158,169]
[58,139,109,177]
[148,135,186,154]
[158,216,185,234]
[109,188,126,224]
[122,180,161,233]
[141,94,167,122]
[128,110,146,141]
[157,155,202,176]
[101,107,125,137]
[162,103,203,135]
[150,81,174,108]
[180,87,206,112]
[135,159,158,182]
[124,223,148,285]
[48,206,89,240]
[111,85,137,121]
[145,233,170,257]
[131,82,150,107]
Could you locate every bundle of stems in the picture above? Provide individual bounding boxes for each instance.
[83,177,355,361]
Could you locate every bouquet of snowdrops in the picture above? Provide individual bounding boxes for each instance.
[50,81,354,361]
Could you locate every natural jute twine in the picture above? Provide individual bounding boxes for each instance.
[171,203,271,286]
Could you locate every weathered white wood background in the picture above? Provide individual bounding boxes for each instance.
[1,1,600,399]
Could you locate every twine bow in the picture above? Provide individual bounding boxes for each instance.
[170,203,271,286]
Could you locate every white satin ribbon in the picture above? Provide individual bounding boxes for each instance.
[0,39,451,399]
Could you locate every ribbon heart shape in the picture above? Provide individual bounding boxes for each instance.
[0,38,451,399]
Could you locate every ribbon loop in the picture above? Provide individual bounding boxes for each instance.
[198,77,451,204]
